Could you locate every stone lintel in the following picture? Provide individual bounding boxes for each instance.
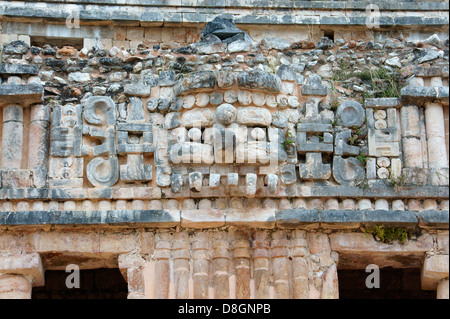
[0,83,44,107]
[401,86,449,106]
[0,253,44,286]
[0,209,447,230]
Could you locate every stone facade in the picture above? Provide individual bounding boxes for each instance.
[0,1,449,299]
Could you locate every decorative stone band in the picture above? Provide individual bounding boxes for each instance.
[401,86,449,106]
[1,185,448,200]
[0,0,448,27]
[0,209,447,230]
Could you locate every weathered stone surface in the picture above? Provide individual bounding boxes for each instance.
[181,108,214,128]
[0,83,43,106]
[336,100,365,127]
[124,82,151,97]
[226,208,275,228]
[0,253,44,286]
[301,74,328,96]
[299,153,331,181]
[200,17,245,41]
[237,71,281,93]
[0,63,39,75]
[332,156,365,186]
[276,209,320,228]
[237,107,272,126]
[215,103,237,125]
[421,254,449,290]
[173,71,216,96]
[260,37,290,51]
[3,41,29,55]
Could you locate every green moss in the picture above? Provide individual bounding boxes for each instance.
[365,225,410,245]
[282,131,295,152]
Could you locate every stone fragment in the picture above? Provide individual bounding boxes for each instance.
[124,81,151,97]
[385,57,402,68]
[86,156,120,187]
[120,154,152,181]
[260,38,290,51]
[0,63,39,75]
[228,40,252,53]
[246,173,257,198]
[301,74,328,96]
[173,71,216,96]
[200,17,245,41]
[68,72,90,83]
[195,93,209,107]
[418,49,441,64]
[266,174,279,194]
[158,71,176,86]
[237,71,281,93]
[237,90,252,105]
[181,108,214,128]
[171,174,184,193]
[217,71,236,88]
[332,156,365,186]
[228,173,239,186]
[299,153,331,181]
[189,172,203,192]
[336,100,365,127]
[215,103,237,125]
[277,65,297,81]
[237,107,272,126]
[209,92,224,105]
[334,131,360,156]
[280,164,297,185]
[3,41,29,54]
[209,174,221,188]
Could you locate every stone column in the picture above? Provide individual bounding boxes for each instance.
[28,104,50,187]
[118,253,146,299]
[154,234,171,299]
[233,233,251,299]
[401,105,423,168]
[0,253,44,299]
[252,231,270,299]
[292,230,309,299]
[172,233,190,299]
[192,233,210,299]
[271,230,290,299]
[2,105,23,169]
[212,233,230,299]
[437,279,449,299]
[421,254,449,299]
[425,103,448,168]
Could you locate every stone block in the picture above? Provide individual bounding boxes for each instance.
[226,208,275,229]
[0,253,44,286]
[173,71,216,96]
[237,70,281,93]
[421,254,449,290]
[181,209,225,228]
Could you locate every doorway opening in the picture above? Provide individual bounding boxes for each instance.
[338,267,436,299]
[32,268,128,299]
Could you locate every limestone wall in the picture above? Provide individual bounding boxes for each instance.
[0,16,448,299]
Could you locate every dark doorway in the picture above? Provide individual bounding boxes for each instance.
[32,268,128,299]
[338,267,436,299]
